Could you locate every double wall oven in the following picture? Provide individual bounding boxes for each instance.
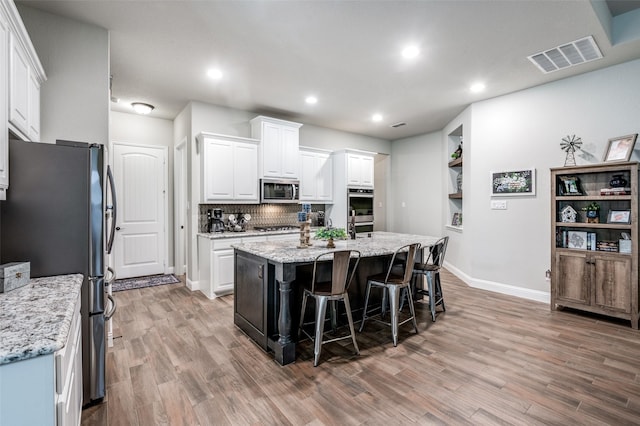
[347,187,374,233]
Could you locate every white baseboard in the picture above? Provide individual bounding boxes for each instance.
[443,261,550,304]
[186,278,199,291]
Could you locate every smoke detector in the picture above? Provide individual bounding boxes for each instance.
[528,36,602,74]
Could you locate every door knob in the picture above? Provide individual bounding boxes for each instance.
[115,226,121,231]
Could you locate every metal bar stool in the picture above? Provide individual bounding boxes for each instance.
[412,236,449,322]
[359,243,420,346]
[298,250,361,366]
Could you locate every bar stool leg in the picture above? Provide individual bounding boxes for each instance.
[426,272,436,322]
[298,292,309,339]
[342,294,359,355]
[406,285,418,333]
[389,285,400,347]
[314,296,328,367]
[359,281,372,332]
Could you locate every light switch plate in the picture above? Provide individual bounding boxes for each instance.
[491,200,507,210]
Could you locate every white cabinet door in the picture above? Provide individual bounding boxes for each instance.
[299,150,317,200]
[346,153,374,188]
[28,72,40,141]
[316,153,333,201]
[233,142,258,200]
[281,125,299,178]
[212,248,235,294]
[202,138,234,201]
[9,32,29,136]
[0,13,9,198]
[261,121,282,177]
[361,155,375,187]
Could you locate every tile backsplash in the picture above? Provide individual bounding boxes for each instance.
[199,204,325,232]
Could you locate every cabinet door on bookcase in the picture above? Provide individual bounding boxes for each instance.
[555,251,589,306]
[593,254,631,313]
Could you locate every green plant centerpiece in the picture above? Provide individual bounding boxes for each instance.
[314,227,347,248]
[582,202,600,223]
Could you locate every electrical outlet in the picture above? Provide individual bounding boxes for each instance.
[491,200,507,210]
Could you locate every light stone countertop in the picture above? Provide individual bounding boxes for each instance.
[0,273,83,365]
[198,227,318,240]
[232,231,441,264]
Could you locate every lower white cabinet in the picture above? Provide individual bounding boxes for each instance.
[0,292,82,426]
[198,233,299,298]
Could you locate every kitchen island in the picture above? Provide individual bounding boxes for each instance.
[233,231,440,365]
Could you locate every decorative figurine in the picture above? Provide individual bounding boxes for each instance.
[560,135,583,167]
[560,205,578,223]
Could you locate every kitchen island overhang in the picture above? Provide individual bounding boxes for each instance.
[232,232,440,365]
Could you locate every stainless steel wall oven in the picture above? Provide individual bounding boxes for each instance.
[347,187,374,233]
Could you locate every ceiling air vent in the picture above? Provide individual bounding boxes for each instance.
[528,36,602,74]
[390,122,406,128]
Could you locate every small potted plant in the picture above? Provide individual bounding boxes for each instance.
[314,227,347,248]
[582,202,600,223]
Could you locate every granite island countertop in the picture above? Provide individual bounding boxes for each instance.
[198,227,320,239]
[232,231,441,264]
[0,273,83,365]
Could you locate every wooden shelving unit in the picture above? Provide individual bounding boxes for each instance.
[550,162,639,329]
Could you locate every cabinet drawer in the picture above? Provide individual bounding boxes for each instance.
[212,238,242,250]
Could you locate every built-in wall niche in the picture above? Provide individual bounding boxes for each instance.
[447,125,463,229]
[198,203,325,232]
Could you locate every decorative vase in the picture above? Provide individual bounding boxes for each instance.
[585,210,599,223]
[610,174,628,188]
[326,237,335,248]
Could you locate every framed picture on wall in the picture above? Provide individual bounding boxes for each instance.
[490,169,536,196]
[603,134,638,162]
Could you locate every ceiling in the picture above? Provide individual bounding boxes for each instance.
[15,0,640,140]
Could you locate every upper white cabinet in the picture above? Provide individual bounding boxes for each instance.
[250,116,302,179]
[0,0,46,200]
[344,151,375,188]
[198,132,259,203]
[299,146,333,203]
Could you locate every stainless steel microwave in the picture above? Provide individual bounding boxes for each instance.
[260,178,300,203]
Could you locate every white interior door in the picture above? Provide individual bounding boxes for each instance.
[113,143,167,279]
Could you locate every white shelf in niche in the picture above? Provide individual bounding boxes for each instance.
[445,224,463,232]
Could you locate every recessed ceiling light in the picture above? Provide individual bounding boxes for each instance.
[131,102,154,115]
[470,82,486,93]
[305,96,318,105]
[207,68,223,80]
[372,113,383,122]
[402,45,420,59]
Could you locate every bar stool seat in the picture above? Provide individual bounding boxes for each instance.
[359,243,420,347]
[413,236,449,322]
[298,250,361,366]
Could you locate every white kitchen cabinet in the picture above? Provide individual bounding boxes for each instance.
[250,116,302,179]
[0,292,82,426]
[198,132,259,203]
[198,234,269,299]
[0,0,46,200]
[346,152,374,188]
[299,146,333,203]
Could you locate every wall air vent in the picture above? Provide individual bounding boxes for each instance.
[390,122,406,128]
[527,36,602,74]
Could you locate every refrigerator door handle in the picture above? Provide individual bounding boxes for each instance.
[106,165,117,255]
[105,266,116,286]
[105,294,117,320]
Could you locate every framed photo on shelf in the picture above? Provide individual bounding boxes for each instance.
[603,134,638,162]
[607,209,631,224]
[490,169,535,196]
[451,212,462,227]
[558,176,583,195]
[567,231,588,250]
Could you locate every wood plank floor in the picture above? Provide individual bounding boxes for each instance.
[81,270,640,425]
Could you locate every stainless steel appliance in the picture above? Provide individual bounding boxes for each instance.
[347,187,374,233]
[260,178,299,203]
[0,139,117,406]
[207,208,225,233]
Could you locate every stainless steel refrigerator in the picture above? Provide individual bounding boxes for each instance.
[0,139,117,406]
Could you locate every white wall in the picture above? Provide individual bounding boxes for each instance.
[17,5,109,145]
[111,111,175,269]
[389,132,443,236]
